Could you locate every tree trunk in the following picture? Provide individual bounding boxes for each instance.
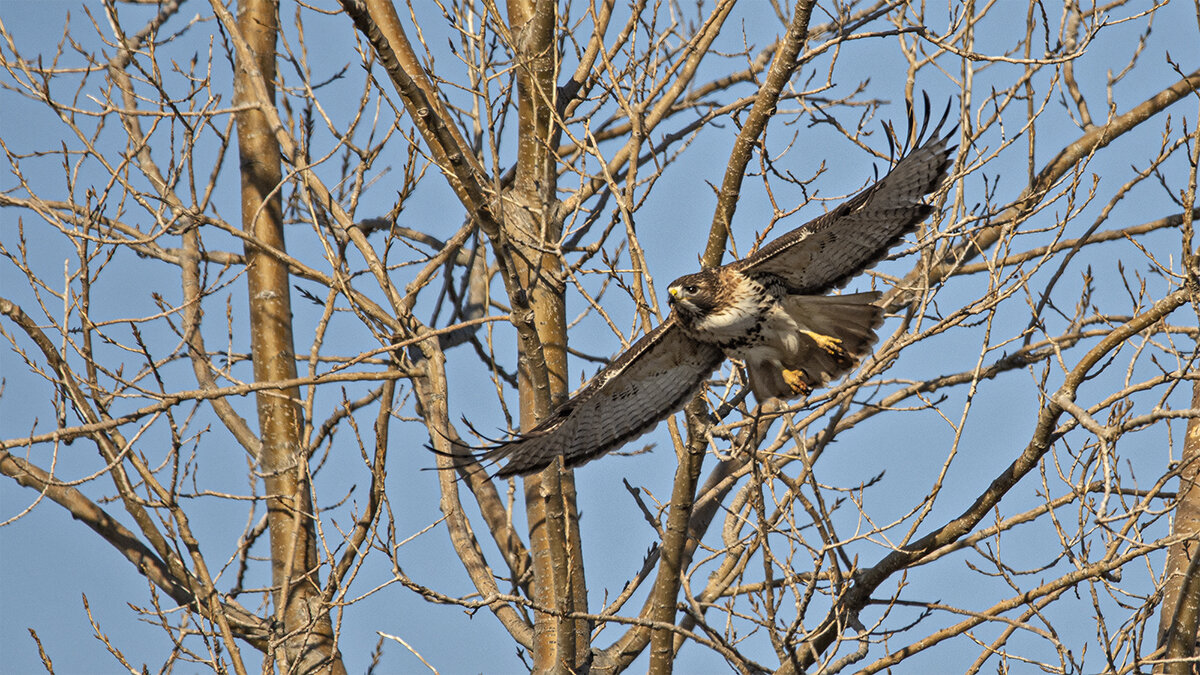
[504,1,589,672]
[234,1,345,671]
[1157,380,1200,673]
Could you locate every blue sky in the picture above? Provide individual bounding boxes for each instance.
[2,1,1199,673]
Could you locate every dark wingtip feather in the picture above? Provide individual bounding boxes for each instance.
[432,414,568,478]
[892,93,958,162]
[422,415,530,479]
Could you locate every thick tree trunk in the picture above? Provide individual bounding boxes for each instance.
[1157,380,1200,673]
[503,1,589,672]
[234,1,345,672]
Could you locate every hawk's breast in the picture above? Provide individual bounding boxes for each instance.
[685,271,774,350]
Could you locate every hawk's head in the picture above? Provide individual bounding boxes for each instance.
[667,270,725,318]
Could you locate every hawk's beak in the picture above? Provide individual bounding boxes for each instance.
[667,287,678,304]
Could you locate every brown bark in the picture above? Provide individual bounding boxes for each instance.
[336,1,584,667]
[1154,98,1200,674]
[503,1,587,671]
[421,341,536,647]
[234,0,345,672]
[1161,525,1200,674]
[645,400,712,674]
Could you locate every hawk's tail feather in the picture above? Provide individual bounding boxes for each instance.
[749,291,885,399]
[787,291,884,350]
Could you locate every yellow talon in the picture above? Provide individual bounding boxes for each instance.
[801,330,852,362]
[782,369,811,396]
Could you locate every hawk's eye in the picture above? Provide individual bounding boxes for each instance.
[684,284,699,294]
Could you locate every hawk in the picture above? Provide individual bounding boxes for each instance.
[470,105,955,477]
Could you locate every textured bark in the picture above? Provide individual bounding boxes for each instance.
[504,1,586,671]
[234,1,345,671]
[1154,96,1200,674]
[1157,362,1200,674]
[646,400,711,674]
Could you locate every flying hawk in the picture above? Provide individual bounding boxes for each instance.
[470,104,956,477]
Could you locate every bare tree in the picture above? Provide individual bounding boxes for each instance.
[1,0,1198,673]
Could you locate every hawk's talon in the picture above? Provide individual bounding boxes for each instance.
[782,369,812,397]
[802,329,850,355]
[801,329,853,366]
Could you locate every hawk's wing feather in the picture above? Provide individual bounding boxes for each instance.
[474,317,724,477]
[735,101,956,294]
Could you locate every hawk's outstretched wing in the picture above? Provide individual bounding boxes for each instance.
[471,318,724,477]
[734,102,956,293]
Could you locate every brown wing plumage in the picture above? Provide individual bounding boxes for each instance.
[472,318,724,477]
[734,101,956,293]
